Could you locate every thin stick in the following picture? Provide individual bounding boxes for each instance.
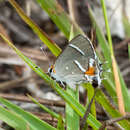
[99,114,130,130]
[112,56,125,115]
[67,0,76,22]
[0,93,65,107]
[80,88,98,128]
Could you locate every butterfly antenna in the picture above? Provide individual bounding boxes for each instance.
[40,46,50,73]
[40,46,48,57]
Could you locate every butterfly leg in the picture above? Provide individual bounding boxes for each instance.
[60,81,66,88]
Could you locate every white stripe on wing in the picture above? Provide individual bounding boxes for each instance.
[69,44,85,55]
[73,60,86,72]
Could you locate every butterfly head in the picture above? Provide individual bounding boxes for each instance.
[48,65,56,75]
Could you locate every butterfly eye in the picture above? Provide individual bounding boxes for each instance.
[48,65,53,73]
[49,68,53,73]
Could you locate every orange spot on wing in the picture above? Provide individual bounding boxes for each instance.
[85,67,95,76]
[51,65,56,73]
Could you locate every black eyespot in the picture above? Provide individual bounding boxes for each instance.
[92,82,98,88]
[92,77,98,88]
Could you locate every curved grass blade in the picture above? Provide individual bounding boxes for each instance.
[28,95,62,121]
[96,90,130,129]
[0,97,56,130]
[0,106,33,130]
[9,0,61,57]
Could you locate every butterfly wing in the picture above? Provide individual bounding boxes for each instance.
[53,35,96,83]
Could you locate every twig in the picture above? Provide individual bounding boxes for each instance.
[0,75,34,90]
[100,114,130,130]
[115,38,130,50]
[0,93,65,107]
[32,112,58,122]
[67,0,76,22]
[0,45,49,62]
[80,88,98,129]
[112,56,125,115]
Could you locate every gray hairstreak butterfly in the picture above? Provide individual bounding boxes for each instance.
[48,35,102,89]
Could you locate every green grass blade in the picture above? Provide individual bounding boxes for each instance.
[100,0,113,56]
[57,115,65,130]
[123,16,130,58]
[96,90,130,129]
[9,0,61,57]
[101,0,125,115]
[28,95,61,120]
[128,44,130,59]
[118,70,130,110]
[0,97,56,130]
[0,33,101,129]
[66,86,79,130]
[88,7,130,112]
[0,106,33,130]
[123,16,130,37]
[53,83,101,129]
[36,0,84,39]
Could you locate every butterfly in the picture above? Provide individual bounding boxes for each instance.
[48,35,102,89]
